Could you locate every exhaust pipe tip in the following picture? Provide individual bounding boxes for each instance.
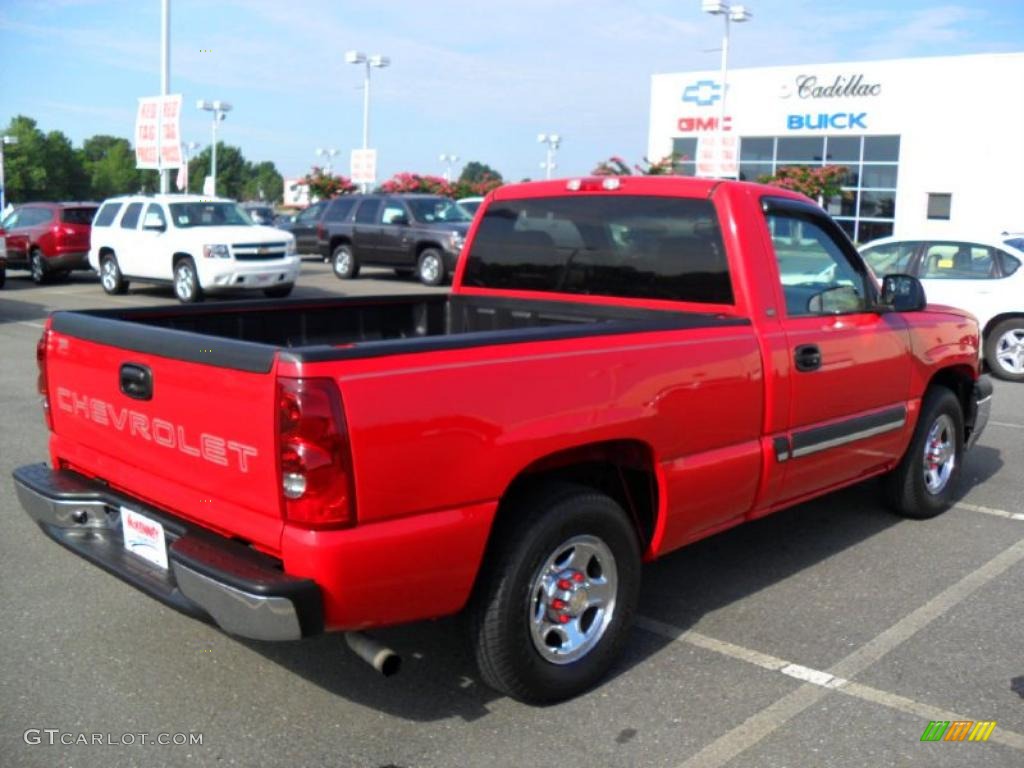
[345,632,402,677]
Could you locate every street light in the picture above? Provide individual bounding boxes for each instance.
[316,147,340,174]
[702,0,751,178]
[196,99,232,196]
[0,135,18,213]
[537,133,561,180]
[345,50,390,154]
[439,153,459,182]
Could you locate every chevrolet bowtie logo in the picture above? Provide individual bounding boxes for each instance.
[683,80,723,107]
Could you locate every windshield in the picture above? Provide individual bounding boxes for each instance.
[169,202,253,228]
[407,198,472,224]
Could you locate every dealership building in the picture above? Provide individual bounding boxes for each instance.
[648,52,1024,243]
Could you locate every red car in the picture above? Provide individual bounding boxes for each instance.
[0,225,6,288]
[14,177,991,702]
[0,202,98,283]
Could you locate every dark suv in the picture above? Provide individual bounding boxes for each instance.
[0,202,98,283]
[319,194,472,285]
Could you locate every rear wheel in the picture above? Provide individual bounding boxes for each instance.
[29,248,47,285]
[417,248,445,286]
[332,244,359,279]
[984,319,1024,382]
[884,387,964,519]
[100,254,128,295]
[262,283,294,298]
[173,257,203,303]
[468,483,641,703]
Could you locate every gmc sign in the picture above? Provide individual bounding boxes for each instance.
[678,115,732,132]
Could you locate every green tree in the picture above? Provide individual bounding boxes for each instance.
[459,161,502,186]
[188,143,284,201]
[2,116,53,202]
[79,135,146,199]
[242,160,284,202]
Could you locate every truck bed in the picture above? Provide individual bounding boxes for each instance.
[50,294,746,371]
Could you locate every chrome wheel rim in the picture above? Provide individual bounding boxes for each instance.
[420,253,440,284]
[922,413,956,495]
[527,534,617,665]
[995,328,1024,375]
[175,264,194,300]
[334,249,351,277]
[101,259,117,291]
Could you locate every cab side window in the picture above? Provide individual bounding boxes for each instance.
[920,242,997,279]
[380,202,408,225]
[767,212,869,317]
[120,202,144,229]
[296,202,324,224]
[861,242,918,277]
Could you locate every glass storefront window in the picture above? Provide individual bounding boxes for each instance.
[776,137,825,162]
[860,164,898,189]
[824,136,860,162]
[671,138,698,173]
[857,221,894,244]
[863,136,900,162]
[738,163,773,182]
[860,191,896,218]
[739,137,774,162]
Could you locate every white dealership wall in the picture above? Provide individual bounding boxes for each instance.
[649,52,1024,240]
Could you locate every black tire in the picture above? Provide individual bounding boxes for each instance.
[100,254,129,295]
[0,265,6,289]
[416,248,446,286]
[29,248,47,285]
[884,387,964,519]
[173,257,203,303]
[984,318,1024,382]
[468,483,642,703]
[262,283,294,298]
[331,243,359,279]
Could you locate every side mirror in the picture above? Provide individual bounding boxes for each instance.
[142,213,166,232]
[880,274,927,312]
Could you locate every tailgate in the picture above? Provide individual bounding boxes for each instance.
[44,320,283,551]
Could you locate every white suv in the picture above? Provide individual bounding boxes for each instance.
[861,235,1024,381]
[88,195,300,302]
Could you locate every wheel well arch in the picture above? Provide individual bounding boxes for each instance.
[416,241,444,257]
[329,235,352,253]
[98,246,115,258]
[925,364,976,439]
[982,312,1024,339]
[491,440,660,553]
[171,251,194,266]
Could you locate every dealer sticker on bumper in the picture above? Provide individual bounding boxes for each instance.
[120,506,168,570]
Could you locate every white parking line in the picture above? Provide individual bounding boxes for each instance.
[16,321,46,329]
[991,421,1024,430]
[657,536,1024,767]
[956,502,1024,521]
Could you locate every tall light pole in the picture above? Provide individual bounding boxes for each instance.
[159,0,171,193]
[345,50,390,152]
[196,100,232,196]
[702,1,751,178]
[537,133,561,180]
[439,153,459,182]
[0,135,18,213]
[316,147,339,174]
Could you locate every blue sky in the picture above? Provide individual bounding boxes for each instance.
[1,0,1021,185]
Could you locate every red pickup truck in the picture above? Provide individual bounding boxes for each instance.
[14,177,992,703]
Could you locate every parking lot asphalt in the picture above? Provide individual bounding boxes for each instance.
[1,263,1022,767]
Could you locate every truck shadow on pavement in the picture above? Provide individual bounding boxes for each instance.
[240,443,1003,722]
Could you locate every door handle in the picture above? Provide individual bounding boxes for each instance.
[794,344,822,372]
[120,363,153,400]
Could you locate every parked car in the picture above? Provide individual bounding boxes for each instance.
[0,226,6,288]
[457,196,484,215]
[286,200,332,258]
[0,202,98,284]
[88,195,300,303]
[320,193,473,285]
[861,235,1024,381]
[240,203,276,226]
[15,177,990,703]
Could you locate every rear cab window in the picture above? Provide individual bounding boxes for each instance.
[120,203,144,229]
[92,202,122,227]
[462,195,732,304]
[325,198,355,222]
[355,199,381,224]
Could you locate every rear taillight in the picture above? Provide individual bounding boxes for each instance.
[316,223,326,241]
[277,377,355,528]
[37,330,52,430]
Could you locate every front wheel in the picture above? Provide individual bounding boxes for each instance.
[173,258,204,303]
[984,319,1024,382]
[417,248,446,286]
[884,387,964,519]
[468,483,641,703]
[332,244,359,279]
